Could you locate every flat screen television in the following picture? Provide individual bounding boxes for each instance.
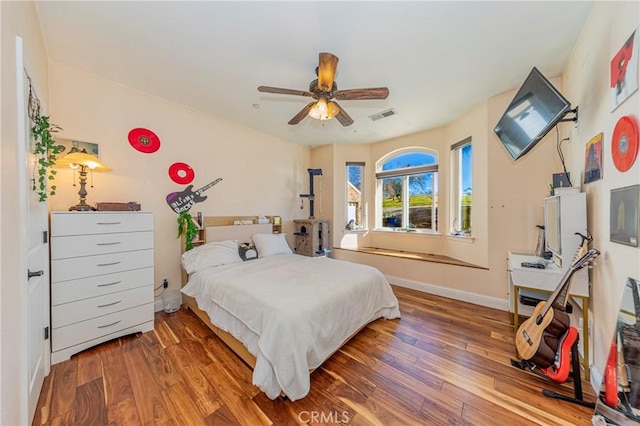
[494,67,572,161]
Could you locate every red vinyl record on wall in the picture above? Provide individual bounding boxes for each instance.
[611,115,639,172]
[168,162,195,185]
[128,128,161,153]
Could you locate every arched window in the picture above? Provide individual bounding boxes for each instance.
[376,149,438,232]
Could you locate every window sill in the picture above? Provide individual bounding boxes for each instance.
[447,234,475,243]
[373,228,441,236]
[345,229,368,234]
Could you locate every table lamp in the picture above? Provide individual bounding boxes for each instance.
[54,149,112,211]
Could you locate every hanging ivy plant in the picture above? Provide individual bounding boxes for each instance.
[31,115,62,202]
[177,211,199,251]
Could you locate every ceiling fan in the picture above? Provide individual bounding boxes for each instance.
[257,52,389,127]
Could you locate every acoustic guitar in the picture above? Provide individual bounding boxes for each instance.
[515,248,600,364]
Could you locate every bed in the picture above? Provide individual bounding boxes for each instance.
[180,219,400,401]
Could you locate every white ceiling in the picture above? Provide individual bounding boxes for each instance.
[35,1,594,147]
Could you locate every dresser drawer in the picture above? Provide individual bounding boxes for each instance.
[52,285,152,328]
[51,231,153,260]
[50,212,153,236]
[51,249,154,283]
[52,303,154,352]
[52,267,153,305]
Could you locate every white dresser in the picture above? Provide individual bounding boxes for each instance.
[50,211,154,364]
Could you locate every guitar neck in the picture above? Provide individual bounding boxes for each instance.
[195,178,222,195]
[554,241,589,308]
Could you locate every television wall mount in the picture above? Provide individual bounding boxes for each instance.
[559,106,579,123]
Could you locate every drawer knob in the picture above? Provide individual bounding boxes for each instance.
[96,241,122,246]
[97,280,122,287]
[96,222,122,225]
[97,261,122,267]
[97,300,122,308]
[97,320,122,329]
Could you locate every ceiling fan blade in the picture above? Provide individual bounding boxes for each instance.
[317,52,339,92]
[333,102,354,127]
[258,86,313,97]
[334,87,389,100]
[288,102,316,125]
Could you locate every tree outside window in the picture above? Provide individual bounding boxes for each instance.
[377,151,438,232]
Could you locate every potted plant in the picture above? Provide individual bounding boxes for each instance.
[177,211,199,251]
[31,115,62,201]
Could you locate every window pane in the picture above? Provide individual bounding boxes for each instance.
[347,164,364,229]
[461,144,472,231]
[382,152,437,171]
[409,173,436,229]
[382,177,402,227]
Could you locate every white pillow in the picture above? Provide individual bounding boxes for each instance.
[252,233,292,257]
[181,240,242,274]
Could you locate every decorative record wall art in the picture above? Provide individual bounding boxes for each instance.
[611,29,639,111]
[168,162,195,185]
[610,184,639,247]
[612,115,639,172]
[584,132,603,184]
[128,128,161,153]
[166,178,222,213]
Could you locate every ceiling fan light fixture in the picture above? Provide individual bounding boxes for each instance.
[308,99,339,121]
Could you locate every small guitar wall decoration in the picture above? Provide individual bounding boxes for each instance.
[166,178,222,213]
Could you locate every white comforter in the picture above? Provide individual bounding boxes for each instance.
[181,254,400,400]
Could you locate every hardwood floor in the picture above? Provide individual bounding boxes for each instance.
[33,286,596,425]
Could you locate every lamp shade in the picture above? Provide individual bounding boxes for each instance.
[54,152,112,172]
[308,99,339,121]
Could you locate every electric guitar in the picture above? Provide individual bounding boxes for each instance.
[541,326,579,382]
[515,247,600,365]
[166,178,222,214]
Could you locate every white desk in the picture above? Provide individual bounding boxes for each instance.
[507,252,590,379]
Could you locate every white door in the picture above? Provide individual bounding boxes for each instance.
[17,36,51,423]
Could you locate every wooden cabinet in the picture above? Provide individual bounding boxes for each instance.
[50,211,154,364]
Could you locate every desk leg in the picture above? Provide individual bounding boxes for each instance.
[580,296,590,381]
[513,286,520,335]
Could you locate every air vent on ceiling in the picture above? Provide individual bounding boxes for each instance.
[369,108,397,121]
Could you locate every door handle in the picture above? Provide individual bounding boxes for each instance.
[27,269,44,279]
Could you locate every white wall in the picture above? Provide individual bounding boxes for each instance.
[48,63,311,298]
[0,2,50,424]
[562,1,640,381]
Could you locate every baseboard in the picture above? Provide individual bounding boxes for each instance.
[387,275,509,311]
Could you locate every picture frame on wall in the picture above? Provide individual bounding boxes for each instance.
[584,132,603,184]
[610,184,640,247]
[611,29,639,111]
[54,138,100,159]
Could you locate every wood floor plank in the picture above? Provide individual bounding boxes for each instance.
[36,285,596,425]
[74,378,107,425]
[97,339,134,407]
[32,364,56,425]
[106,396,141,426]
[201,361,271,425]
[75,349,102,386]
[49,359,78,419]
[165,343,222,417]
[204,404,241,426]
[162,381,207,426]
[123,346,173,424]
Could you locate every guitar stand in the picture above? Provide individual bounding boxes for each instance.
[511,340,595,409]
